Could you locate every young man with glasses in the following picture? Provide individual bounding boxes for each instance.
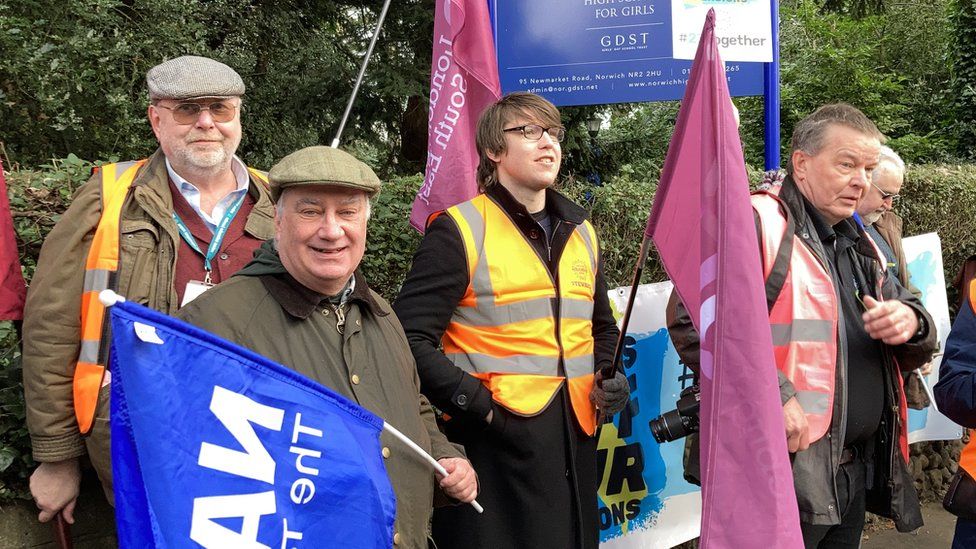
[22,55,275,525]
[394,92,628,549]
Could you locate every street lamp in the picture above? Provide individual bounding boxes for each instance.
[585,114,603,190]
[587,115,602,139]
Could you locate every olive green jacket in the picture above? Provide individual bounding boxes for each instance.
[177,263,463,549]
[22,149,275,465]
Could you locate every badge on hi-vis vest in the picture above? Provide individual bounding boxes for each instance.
[571,260,592,291]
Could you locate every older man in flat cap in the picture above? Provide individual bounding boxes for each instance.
[23,55,275,524]
[176,146,478,548]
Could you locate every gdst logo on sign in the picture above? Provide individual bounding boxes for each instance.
[600,32,650,51]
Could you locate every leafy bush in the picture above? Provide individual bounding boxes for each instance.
[0,0,437,175]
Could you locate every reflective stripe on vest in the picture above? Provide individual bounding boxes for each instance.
[442,194,600,435]
[74,160,147,434]
[753,189,839,444]
[73,161,268,434]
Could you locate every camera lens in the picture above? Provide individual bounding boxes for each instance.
[650,409,687,443]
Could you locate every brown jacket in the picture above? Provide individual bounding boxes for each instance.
[873,211,918,297]
[22,149,275,472]
[178,257,463,549]
[872,211,932,409]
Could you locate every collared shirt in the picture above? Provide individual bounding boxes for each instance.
[166,156,249,233]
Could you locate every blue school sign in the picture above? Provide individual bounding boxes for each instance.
[490,0,765,106]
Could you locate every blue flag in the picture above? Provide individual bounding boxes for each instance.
[108,299,396,548]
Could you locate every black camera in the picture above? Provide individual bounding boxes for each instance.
[649,385,700,443]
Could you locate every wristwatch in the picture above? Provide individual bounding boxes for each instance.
[913,313,927,340]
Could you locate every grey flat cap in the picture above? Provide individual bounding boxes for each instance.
[146,55,245,100]
[269,146,381,201]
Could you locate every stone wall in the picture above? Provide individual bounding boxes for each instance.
[910,435,966,503]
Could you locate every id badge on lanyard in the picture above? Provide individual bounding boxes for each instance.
[173,194,245,306]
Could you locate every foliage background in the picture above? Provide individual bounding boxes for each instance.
[1,0,973,502]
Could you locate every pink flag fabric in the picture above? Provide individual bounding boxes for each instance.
[0,158,26,320]
[645,10,803,548]
[409,0,502,232]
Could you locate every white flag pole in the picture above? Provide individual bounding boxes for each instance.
[383,422,484,514]
[99,289,126,306]
[331,0,393,148]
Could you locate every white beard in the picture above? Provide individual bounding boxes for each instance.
[862,210,884,225]
[183,147,228,170]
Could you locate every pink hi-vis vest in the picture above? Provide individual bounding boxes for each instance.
[753,189,842,444]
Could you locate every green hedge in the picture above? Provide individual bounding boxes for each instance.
[1,158,974,501]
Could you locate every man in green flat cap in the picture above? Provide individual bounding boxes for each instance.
[177,146,478,548]
[23,55,276,524]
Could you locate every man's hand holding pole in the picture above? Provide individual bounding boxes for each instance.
[783,396,811,453]
[30,458,80,524]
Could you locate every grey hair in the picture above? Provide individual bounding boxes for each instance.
[876,145,905,175]
[787,103,884,174]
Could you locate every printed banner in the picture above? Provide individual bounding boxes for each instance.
[903,232,963,443]
[599,281,701,549]
[671,0,773,62]
[109,300,396,548]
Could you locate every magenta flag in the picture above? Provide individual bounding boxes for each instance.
[0,158,26,320]
[409,0,502,232]
[645,10,802,548]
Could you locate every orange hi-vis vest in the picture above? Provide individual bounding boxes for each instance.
[753,189,840,444]
[74,160,269,434]
[441,194,600,436]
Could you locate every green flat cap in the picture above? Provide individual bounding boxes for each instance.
[269,146,382,201]
[146,55,245,100]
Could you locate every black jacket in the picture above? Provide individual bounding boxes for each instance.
[667,176,936,531]
[393,183,619,549]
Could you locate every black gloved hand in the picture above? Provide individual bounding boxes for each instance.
[590,369,629,415]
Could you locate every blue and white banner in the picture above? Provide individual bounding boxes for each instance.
[598,234,958,547]
[903,232,963,444]
[599,281,701,549]
[109,300,396,548]
[491,0,768,105]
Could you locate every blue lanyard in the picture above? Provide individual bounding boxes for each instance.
[171,193,246,284]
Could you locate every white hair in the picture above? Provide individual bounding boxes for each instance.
[877,145,905,175]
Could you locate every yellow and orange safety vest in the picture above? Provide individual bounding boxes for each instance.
[74,160,267,434]
[440,194,600,435]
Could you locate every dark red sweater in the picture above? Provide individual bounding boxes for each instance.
[169,179,265,306]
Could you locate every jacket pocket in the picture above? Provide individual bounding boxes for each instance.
[118,220,160,305]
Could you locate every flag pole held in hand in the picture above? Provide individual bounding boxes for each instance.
[383,422,484,514]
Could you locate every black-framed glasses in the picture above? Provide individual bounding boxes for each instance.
[870,180,900,203]
[154,101,238,124]
[503,124,566,143]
